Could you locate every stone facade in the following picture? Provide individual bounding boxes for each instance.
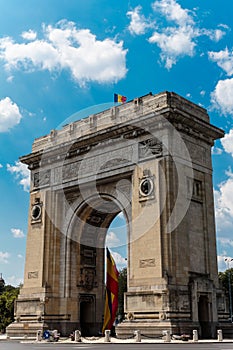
[7,91,230,338]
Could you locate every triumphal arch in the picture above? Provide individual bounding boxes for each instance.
[7,91,230,338]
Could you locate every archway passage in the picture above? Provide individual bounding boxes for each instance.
[67,194,129,335]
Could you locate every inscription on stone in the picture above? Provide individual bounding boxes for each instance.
[139,258,156,268]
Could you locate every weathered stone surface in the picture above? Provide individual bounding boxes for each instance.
[7,91,230,339]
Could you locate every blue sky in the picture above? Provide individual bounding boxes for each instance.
[1,0,233,285]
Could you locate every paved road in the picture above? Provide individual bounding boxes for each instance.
[1,342,233,350]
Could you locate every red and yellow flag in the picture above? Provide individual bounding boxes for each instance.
[102,248,119,333]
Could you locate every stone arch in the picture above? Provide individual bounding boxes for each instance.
[8,91,227,338]
[63,191,130,335]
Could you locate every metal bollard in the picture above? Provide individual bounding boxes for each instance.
[163,330,171,342]
[104,329,111,342]
[36,330,42,341]
[134,330,141,342]
[193,330,198,342]
[217,329,223,342]
[74,330,81,342]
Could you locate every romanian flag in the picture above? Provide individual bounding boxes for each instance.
[102,248,119,333]
[114,93,127,103]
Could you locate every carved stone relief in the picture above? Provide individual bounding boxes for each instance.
[139,138,163,159]
[34,170,51,187]
[78,268,96,291]
[139,258,156,268]
[28,271,39,279]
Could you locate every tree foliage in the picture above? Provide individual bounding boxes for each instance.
[117,267,127,320]
[219,269,233,294]
[219,268,233,318]
[0,285,19,332]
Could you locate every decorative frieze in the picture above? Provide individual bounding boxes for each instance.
[53,145,135,186]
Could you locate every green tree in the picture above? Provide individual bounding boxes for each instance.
[0,285,19,332]
[219,268,233,319]
[117,267,127,321]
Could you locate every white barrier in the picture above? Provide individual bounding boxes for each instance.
[104,330,111,342]
[74,330,81,342]
[36,330,42,341]
[134,330,141,342]
[217,329,223,342]
[193,329,198,342]
[163,330,171,342]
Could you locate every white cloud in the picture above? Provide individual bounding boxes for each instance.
[218,238,233,247]
[149,25,196,69]
[11,228,25,238]
[5,275,23,286]
[7,161,30,192]
[127,0,227,69]
[215,166,233,267]
[6,75,14,83]
[0,20,128,86]
[218,254,233,271]
[106,231,120,248]
[0,163,2,168]
[209,48,233,115]
[127,6,153,35]
[152,0,194,27]
[209,48,233,76]
[0,251,10,264]
[212,146,223,155]
[17,254,23,259]
[211,29,226,42]
[148,0,197,69]
[214,171,233,235]
[221,129,233,156]
[200,90,206,97]
[211,78,233,115]
[110,250,127,269]
[0,97,22,132]
[21,29,37,41]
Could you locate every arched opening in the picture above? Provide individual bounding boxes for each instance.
[66,193,130,335]
[106,212,128,270]
[105,212,128,326]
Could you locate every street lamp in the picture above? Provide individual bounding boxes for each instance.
[224,258,233,322]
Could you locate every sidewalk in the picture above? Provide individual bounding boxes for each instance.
[1,333,233,344]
